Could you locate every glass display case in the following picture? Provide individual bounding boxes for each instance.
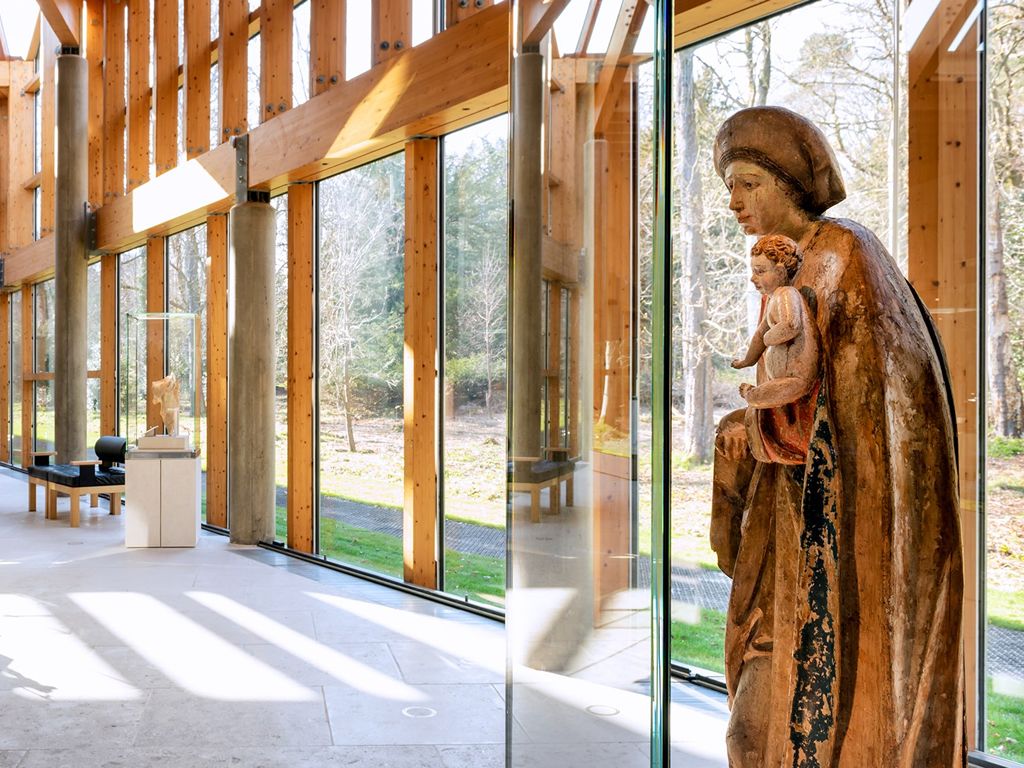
[124,312,201,451]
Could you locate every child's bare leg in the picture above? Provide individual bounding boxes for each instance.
[741,376,814,409]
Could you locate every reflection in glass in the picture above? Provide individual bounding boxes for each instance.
[34,281,55,373]
[442,115,509,607]
[506,3,663,765]
[10,292,23,465]
[317,154,405,578]
[34,381,53,453]
[272,194,289,542]
[119,248,147,440]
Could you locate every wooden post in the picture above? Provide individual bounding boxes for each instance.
[287,183,315,553]
[218,0,248,143]
[85,0,104,205]
[100,254,118,436]
[206,214,228,527]
[183,0,210,158]
[0,292,8,464]
[126,0,151,191]
[4,61,34,251]
[403,138,438,589]
[373,0,412,66]
[153,0,178,174]
[310,0,345,96]
[260,0,293,123]
[40,22,58,237]
[446,0,493,26]
[102,0,126,202]
[146,236,165,430]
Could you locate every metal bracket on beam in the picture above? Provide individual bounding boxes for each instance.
[85,203,100,256]
[58,45,80,56]
[231,134,249,205]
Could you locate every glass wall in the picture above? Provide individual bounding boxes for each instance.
[441,115,509,607]
[10,292,23,466]
[272,194,288,543]
[87,262,102,455]
[119,247,148,439]
[33,281,55,452]
[317,154,405,577]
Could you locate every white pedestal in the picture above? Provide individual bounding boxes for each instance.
[125,451,201,547]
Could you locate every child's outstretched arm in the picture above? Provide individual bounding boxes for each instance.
[732,318,769,368]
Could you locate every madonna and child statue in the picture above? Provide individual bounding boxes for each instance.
[708,106,966,768]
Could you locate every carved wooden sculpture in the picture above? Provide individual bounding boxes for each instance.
[150,373,181,436]
[709,106,965,768]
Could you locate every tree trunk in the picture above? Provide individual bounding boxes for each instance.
[676,50,714,463]
[987,183,1024,437]
[342,342,357,452]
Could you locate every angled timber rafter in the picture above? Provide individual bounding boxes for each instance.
[37,0,81,48]
[575,0,601,55]
[593,0,648,138]
[522,0,574,46]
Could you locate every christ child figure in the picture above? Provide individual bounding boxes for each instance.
[731,234,819,409]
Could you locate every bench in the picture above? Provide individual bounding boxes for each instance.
[27,437,127,527]
[509,449,580,523]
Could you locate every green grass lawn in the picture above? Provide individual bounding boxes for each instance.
[672,610,726,674]
[988,679,1024,762]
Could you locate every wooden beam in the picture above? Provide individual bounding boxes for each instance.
[92,5,508,255]
[145,236,165,430]
[287,183,314,553]
[127,0,151,191]
[676,0,800,47]
[373,0,412,66]
[40,22,57,236]
[575,0,600,55]
[446,0,494,26]
[152,0,178,175]
[310,0,345,96]
[37,0,82,48]
[4,236,55,287]
[218,0,248,141]
[260,0,293,121]
[522,0,573,46]
[20,284,32,465]
[0,292,8,463]
[184,0,211,158]
[403,138,438,589]
[100,253,118,435]
[594,0,647,138]
[103,0,126,202]
[86,0,104,205]
[206,214,228,527]
[4,61,34,252]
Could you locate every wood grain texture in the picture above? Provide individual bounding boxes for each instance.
[102,0,126,201]
[218,0,248,142]
[206,214,228,528]
[372,0,411,66]
[153,0,178,174]
[184,0,211,158]
[287,183,314,553]
[145,236,165,430]
[310,0,344,95]
[403,138,438,589]
[85,0,104,205]
[260,0,292,122]
[40,22,57,236]
[100,253,118,435]
[446,0,493,26]
[37,0,82,47]
[127,0,151,190]
[4,61,34,252]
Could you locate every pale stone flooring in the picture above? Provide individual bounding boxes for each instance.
[0,468,727,768]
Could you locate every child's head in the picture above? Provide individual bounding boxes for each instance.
[751,234,801,279]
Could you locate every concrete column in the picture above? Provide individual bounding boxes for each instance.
[54,52,89,464]
[511,50,544,461]
[227,199,276,544]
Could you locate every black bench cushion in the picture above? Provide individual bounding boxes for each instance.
[45,464,126,488]
[26,465,51,481]
[509,459,561,484]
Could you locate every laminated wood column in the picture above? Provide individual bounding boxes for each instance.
[446,0,494,25]
[310,0,345,96]
[21,285,33,465]
[183,0,210,158]
[40,23,58,237]
[126,0,151,191]
[373,0,412,66]
[102,0,126,202]
[260,0,293,122]
[287,183,315,553]
[218,0,248,143]
[100,254,118,436]
[403,138,438,589]
[146,236,165,430]
[0,293,8,464]
[206,215,228,527]
[907,1,979,748]
[153,0,178,174]
[4,61,34,250]
[85,0,104,205]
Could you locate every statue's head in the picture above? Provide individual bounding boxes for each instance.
[749,234,801,295]
[714,106,846,236]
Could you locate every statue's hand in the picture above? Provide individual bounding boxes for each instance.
[731,357,747,369]
[738,382,753,400]
[715,420,748,461]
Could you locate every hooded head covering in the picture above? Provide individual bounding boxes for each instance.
[713,106,846,215]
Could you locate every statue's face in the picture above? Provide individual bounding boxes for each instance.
[723,160,798,236]
[749,254,788,295]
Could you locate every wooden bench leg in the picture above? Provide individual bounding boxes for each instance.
[69,491,81,527]
[551,478,560,516]
[90,493,99,508]
[109,492,121,515]
[28,481,36,512]
[46,486,57,520]
[530,487,540,523]
[566,475,574,507]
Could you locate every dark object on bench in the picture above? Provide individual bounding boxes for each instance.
[508,448,579,522]
[27,437,127,527]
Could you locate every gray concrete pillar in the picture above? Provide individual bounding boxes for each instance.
[227,199,276,544]
[511,50,544,461]
[54,51,88,464]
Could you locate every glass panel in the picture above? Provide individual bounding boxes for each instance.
[248,33,261,130]
[34,381,53,453]
[210,61,220,149]
[346,3,371,79]
[441,115,509,607]
[119,248,148,439]
[317,154,405,578]
[293,1,311,106]
[506,3,661,765]
[167,226,207,512]
[412,0,433,45]
[11,292,22,466]
[273,194,289,543]
[34,281,55,373]
[985,0,1024,759]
